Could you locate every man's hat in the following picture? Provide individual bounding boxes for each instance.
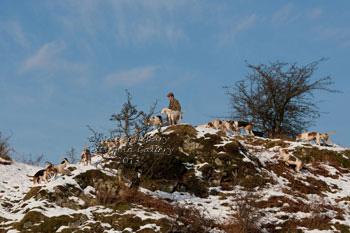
[167,92,174,97]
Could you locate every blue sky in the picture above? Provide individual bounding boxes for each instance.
[1,1,349,164]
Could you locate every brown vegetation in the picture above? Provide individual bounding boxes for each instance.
[222,192,262,233]
[95,186,219,233]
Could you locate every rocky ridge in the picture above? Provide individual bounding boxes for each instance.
[0,124,350,232]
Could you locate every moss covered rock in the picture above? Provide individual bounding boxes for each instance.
[14,211,83,232]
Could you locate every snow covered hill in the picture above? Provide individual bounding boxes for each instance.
[1,124,350,233]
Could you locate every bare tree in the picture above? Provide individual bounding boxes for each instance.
[86,125,106,154]
[65,147,78,163]
[17,153,45,166]
[224,59,339,137]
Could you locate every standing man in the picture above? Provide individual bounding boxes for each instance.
[167,92,181,111]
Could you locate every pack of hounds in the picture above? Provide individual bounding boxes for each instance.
[27,147,92,185]
[148,108,337,174]
[27,108,337,184]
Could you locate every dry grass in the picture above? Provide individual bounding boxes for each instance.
[264,161,330,195]
[283,200,333,231]
[92,185,218,232]
[309,162,340,179]
[95,185,119,205]
[221,191,262,233]
[260,195,345,232]
[255,195,302,213]
[0,154,13,165]
[115,187,176,216]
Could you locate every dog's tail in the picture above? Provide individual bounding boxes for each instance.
[27,175,35,178]
[327,131,336,135]
[180,110,186,114]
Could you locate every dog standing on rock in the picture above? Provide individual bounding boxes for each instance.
[146,115,163,129]
[161,108,184,125]
[81,146,91,166]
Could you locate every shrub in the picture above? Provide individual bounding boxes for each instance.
[113,187,217,232]
[222,191,262,233]
[0,132,13,158]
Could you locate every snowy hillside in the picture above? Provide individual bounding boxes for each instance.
[1,124,350,233]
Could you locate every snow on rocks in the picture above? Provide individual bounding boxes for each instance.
[1,126,350,232]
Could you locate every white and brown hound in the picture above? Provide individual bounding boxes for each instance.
[146,115,163,129]
[228,121,255,136]
[278,149,303,173]
[27,162,57,184]
[296,131,336,147]
[55,158,70,174]
[81,147,92,166]
[201,120,237,135]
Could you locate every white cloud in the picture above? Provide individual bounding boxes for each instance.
[236,14,257,33]
[272,4,299,25]
[218,14,257,46]
[135,0,188,13]
[109,0,189,45]
[57,0,101,38]
[131,21,186,44]
[20,40,87,75]
[315,26,350,49]
[104,66,157,87]
[53,0,191,45]
[21,41,65,72]
[0,21,29,48]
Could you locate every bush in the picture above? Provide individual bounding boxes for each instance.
[0,132,13,158]
[222,191,262,233]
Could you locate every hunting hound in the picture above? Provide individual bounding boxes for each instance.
[81,147,92,166]
[296,131,336,147]
[27,162,57,184]
[160,108,183,125]
[278,149,303,173]
[146,115,163,129]
[228,121,255,136]
[206,120,237,135]
[55,158,70,174]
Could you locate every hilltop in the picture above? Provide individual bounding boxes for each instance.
[1,124,350,233]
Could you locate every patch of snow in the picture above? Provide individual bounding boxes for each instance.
[139,223,161,232]
[123,208,168,221]
[57,226,69,232]
[84,185,96,196]
[196,127,221,138]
